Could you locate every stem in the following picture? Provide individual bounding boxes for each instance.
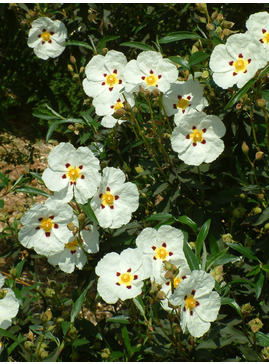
[262,107,269,153]
[249,103,259,147]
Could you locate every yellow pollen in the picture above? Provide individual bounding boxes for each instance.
[119,272,134,285]
[155,247,168,261]
[65,238,79,251]
[185,294,197,311]
[41,31,51,42]
[105,73,119,87]
[176,98,189,110]
[173,277,182,289]
[262,31,269,43]
[40,218,54,232]
[190,128,204,143]
[67,166,81,182]
[102,191,115,206]
[233,58,248,73]
[113,101,124,111]
[145,74,158,86]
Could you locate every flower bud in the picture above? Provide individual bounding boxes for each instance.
[164,261,172,271]
[0,289,7,299]
[255,151,264,160]
[215,26,223,35]
[195,3,208,13]
[242,141,249,154]
[252,207,262,215]
[67,222,75,231]
[78,212,86,222]
[241,303,253,315]
[257,193,264,200]
[70,55,76,64]
[248,318,263,333]
[216,13,223,23]
[211,10,218,21]
[188,241,196,250]
[102,47,109,55]
[164,270,173,280]
[222,233,234,243]
[223,29,232,37]
[150,281,161,294]
[201,70,209,78]
[45,288,55,298]
[72,73,79,79]
[79,66,85,74]
[261,347,269,360]
[40,308,52,322]
[222,20,234,29]
[9,267,17,278]
[156,290,166,300]
[152,88,161,97]
[24,341,34,351]
[67,64,74,72]
[264,223,269,230]
[210,265,224,283]
[206,23,214,32]
[101,348,110,359]
[240,193,246,199]
[255,98,266,109]
[232,207,247,218]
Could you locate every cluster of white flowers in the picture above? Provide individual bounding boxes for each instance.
[95,224,221,338]
[209,11,268,89]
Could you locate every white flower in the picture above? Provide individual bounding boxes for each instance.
[171,111,226,166]
[48,224,99,273]
[169,270,221,338]
[27,17,67,60]
[123,51,178,93]
[90,167,139,229]
[0,274,20,329]
[135,225,186,284]
[209,33,267,89]
[18,197,75,256]
[246,11,269,60]
[93,92,135,128]
[95,248,151,304]
[42,142,101,204]
[83,50,127,103]
[160,264,191,312]
[162,80,208,125]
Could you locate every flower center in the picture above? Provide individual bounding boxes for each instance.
[155,246,168,261]
[106,73,119,87]
[65,238,80,254]
[261,29,269,44]
[233,59,248,73]
[40,217,54,232]
[120,272,133,284]
[0,289,7,300]
[102,191,115,206]
[116,268,138,288]
[67,166,81,182]
[113,101,124,111]
[190,128,204,143]
[177,98,189,110]
[185,294,197,311]
[41,31,51,42]
[173,277,182,289]
[145,74,158,86]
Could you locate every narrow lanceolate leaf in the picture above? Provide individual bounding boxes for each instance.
[177,215,198,234]
[256,332,269,347]
[226,242,259,261]
[252,207,269,226]
[120,41,155,51]
[159,31,202,44]
[196,219,211,257]
[224,78,257,110]
[168,56,190,70]
[63,40,93,50]
[255,272,264,299]
[14,186,51,198]
[189,51,209,66]
[183,240,200,271]
[107,315,130,324]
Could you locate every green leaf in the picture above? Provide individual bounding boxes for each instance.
[189,51,209,66]
[0,199,4,208]
[206,247,229,271]
[0,328,18,341]
[183,240,200,271]
[64,40,93,51]
[226,242,259,261]
[211,35,224,46]
[196,219,211,257]
[133,297,145,317]
[61,321,71,336]
[72,338,90,347]
[246,265,261,277]
[46,118,84,142]
[224,77,256,110]
[0,172,9,186]
[159,31,202,44]
[14,185,51,198]
[44,346,61,362]
[177,215,198,233]
[80,201,99,225]
[255,272,264,299]
[168,56,190,70]
[208,233,219,254]
[107,315,130,324]
[121,326,133,358]
[70,273,95,323]
[261,263,269,272]
[145,212,174,222]
[14,259,25,278]
[221,297,242,316]
[120,41,155,51]
[256,332,269,347]
[252,207,269,226]
[32,112,59,121]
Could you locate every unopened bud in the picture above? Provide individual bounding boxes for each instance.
[68,124,74,131]
[132,107,138,113]
[222,20,234,29]
[216,13,223,23]
[157,290,166,300]
[262,346,269,360]
[45,288,55,298]
[171,264,179,274]
[24,341,34,351]
[78,213,86,222]
[164,261,172,271]
[223,29,232,37]
[40,308,52,322]
[241,303,253,315]
[67,64,74,72]
[206,23,214,32]
[264,223,269,230]
[211,10,218,20]
[256,151,264,160]
[233,207,247,218]
[150,281,161,294]
[215,26,223,36]
[164,270,173,280]
[191,44,199,54]
[248,318,263,333]
[114,108,126,117]
[102,47,108,55]
[67,222,75,231]
[79,66,85,74]
[152,88,161,97]
[201,70,209,79]
[101,348,110,359]
[253,207,262,215]
[70,55,76,64]
[240,193,246,199]
[189,241,196,250]
[242,141,249,154]
[255,98,267,108]
[9,267,17,277]
[196,3,208,13]
[0,289,7,299]
[72,73,79,79]
[210,265,224,283]
[222,233,234,243]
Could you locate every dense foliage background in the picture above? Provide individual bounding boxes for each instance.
[0,3,269,362]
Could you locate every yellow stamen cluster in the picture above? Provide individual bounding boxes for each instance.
[66,166,82,182]
[41,31,51,42]
[113,101,124,111]
[185,294,197,311]
[190,128,204,143]
[65,238,80,251]
[118,272,134,286]
[105,73,119,87]
[102,191,115,207]
[145,73,159,86]
[176,98,189,110]
[262,31,269,44]
[40,218,54,232]
[154,246,168,261]
[232,58,248,73]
